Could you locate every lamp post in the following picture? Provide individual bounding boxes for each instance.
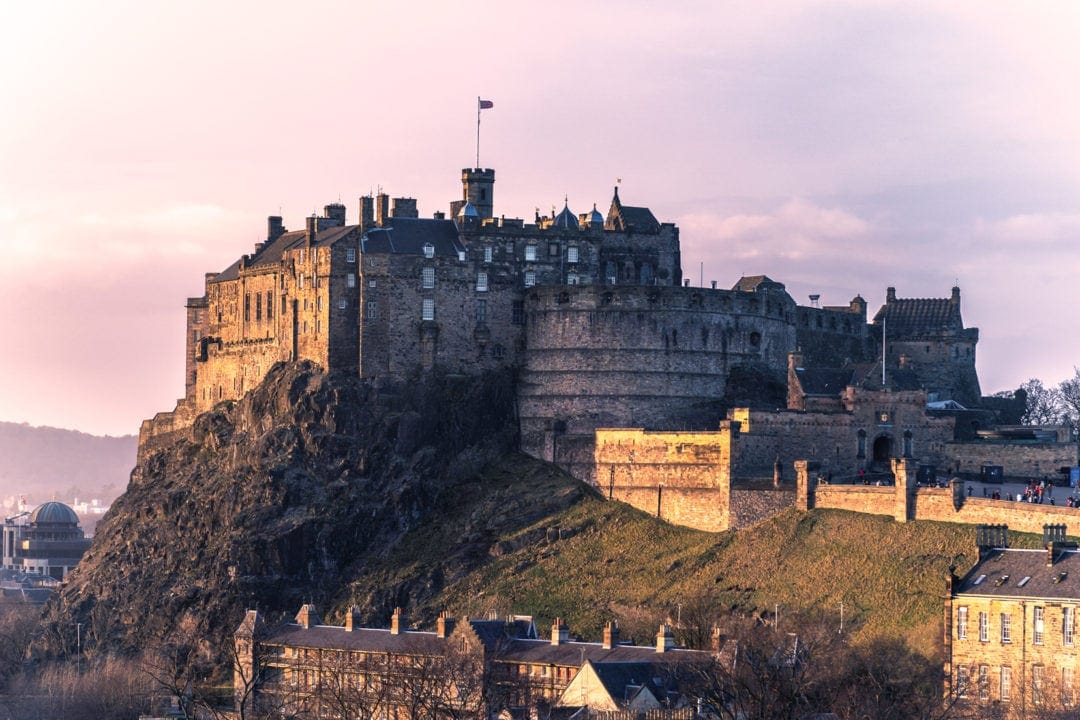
[76,622,82,675]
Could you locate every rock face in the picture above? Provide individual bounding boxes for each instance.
[40,361,518,657]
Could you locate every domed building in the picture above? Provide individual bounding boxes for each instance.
[2,501,92,580]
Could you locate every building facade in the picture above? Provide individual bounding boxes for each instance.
[234,605,711,719]
[945,525,1080,718]
[1,502,91,580]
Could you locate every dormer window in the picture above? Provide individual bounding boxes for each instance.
[423,243,435,259]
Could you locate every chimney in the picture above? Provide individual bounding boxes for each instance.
[551,617,569,646]
[711,280,717,289]
[344,605,362,632]
[656,623,675,653]
[376,193,390,227]
[390,607,405,635]
[433,210,446,220]
[295,604,320,629]
[602,621,620,649]
[359,195,375,232]
[436,611,455,639]
[951,286,961,304]
[391,197,418,218]
[788,351,804,372]
[886,286,896,303]
[1049,541,1057,567]
[324,203,346,227]
[305,215,317,245]
[267,216,285,242]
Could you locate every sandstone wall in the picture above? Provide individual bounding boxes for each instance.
[594,427,736,532]
[522,285,797,462]
[943,441,1077,480]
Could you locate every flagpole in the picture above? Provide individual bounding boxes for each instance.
[476,96,481,168]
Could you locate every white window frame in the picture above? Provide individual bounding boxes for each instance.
[957,607,968,640]
[978,664,989,701]
[346,247,356,263]
[422,266,435,289]
[1064,667,1076,707]
[347,273,356,288]
[525,245,537,262]
[422,298,435,321]
[1033,665,1045,706]
[338,299,347,309]
[1034,606,1044,645]
[366,300,377,319]
[1066,607,1075,646]
[1001,613,1012,643]
[484,246,493,263]
[524,271,536,288]
[423,243,435,259]
[979,611,988,642]
[567,246,579,263]
[1001,666,1011,701]
[957,666,969,698]
[476,271,488,292]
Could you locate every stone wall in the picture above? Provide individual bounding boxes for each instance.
[943,441,1077,481]
[522,284,797,462]
[594,427,736,532]
[731,488,795,528]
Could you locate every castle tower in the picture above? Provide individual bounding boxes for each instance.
[461,168,494,220]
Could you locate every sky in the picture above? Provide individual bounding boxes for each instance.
[1,1,1079,437]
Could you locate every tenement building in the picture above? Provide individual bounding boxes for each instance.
[946,525,1080,718]
[234,604,711,718]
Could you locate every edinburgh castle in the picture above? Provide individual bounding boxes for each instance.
[141,166,1074,527]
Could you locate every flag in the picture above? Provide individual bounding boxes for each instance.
[479,99,494,109]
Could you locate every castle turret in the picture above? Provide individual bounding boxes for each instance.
[461,168,495,220]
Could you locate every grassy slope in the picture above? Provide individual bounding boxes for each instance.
[339,452,1043,659]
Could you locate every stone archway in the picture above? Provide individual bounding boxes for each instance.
[872,435,893,469]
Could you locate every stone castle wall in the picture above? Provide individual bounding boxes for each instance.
[521,285,798,463]
[944,441,1076,481]
[594,427,736,532]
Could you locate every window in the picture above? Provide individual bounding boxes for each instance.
[524,271,536,287]
[548,242,559,257]
[346,247,356,263]
[1064,667,1076,707]
[957,666,969,698]
[476,299,486,323]
[317,296,322,312]
[1066,607,1075,645]
[267,292,273,320]
[366,300,377,319]
[337,299,346,309]
[476,272,488,292]
[422,266,435,289]
[484,246,493,263]
[1033,665,1045,706]
[1001,613,1012,643]
[1034,606,1044,645]
[606,261,617,284]
[567,246,579,263]
[347,273,356,288]
[368,279,377,288]
[903,430,913,458]
[1000,666,1011,701]
[978,665,989,701]
[512,300,524,325]
[957,607,968,640]
[299,249,305,264]
[423,243,435,259]
[979,611,988,642]
[567,273,578,285]
[525,245,537,262]
[281,296,287,315]
[422,298,435,321]
[244,293,251,322]
[857,430,867,459]
[255,293,262,321]
[298,273,305,290]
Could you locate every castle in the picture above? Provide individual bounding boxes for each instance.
[142,167,1074,520]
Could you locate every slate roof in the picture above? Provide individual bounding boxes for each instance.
[362,217,464,257]
[795,368,855,397]
[731,275,785,293]
[263,624,447,655]
[211,225,357,284]
[956,548,1080,601]
[606,189,660,233]
[849,362,923,391]
[872,297,962,337]
[498,639,708,667]
[588,661,670,703]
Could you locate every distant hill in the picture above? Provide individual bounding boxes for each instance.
[0,421,137,509]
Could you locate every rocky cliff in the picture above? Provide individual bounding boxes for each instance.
[40,361,529,658]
